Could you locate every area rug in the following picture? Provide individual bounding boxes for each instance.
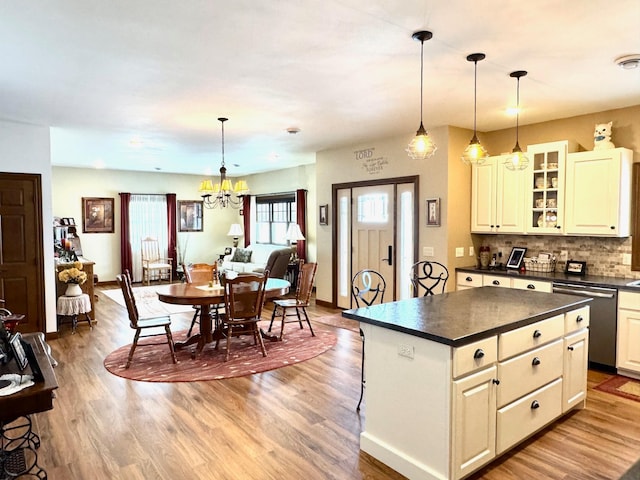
[102,285,194,315]
[103,321,337,382]
[594,375,640,402]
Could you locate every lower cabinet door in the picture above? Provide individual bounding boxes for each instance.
[496,378,562,454]
[563,329,589,411]
[452,366,497,480]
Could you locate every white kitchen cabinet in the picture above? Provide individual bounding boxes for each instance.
[564,147,634,236]
[616,291,640,378]
[471,155,526,234]
[456,272,483,290]
[563,328,589,411]
[456,272,551,293]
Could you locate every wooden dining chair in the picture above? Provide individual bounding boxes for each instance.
[141,237,173,285]
[181,263,221,336]
[268,261,317,341]
[351,269,387,412]
[409,261,449,296]
[116,270,177,368]
[219,273,268,362]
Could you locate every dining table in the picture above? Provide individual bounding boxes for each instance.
[156,277,290,358]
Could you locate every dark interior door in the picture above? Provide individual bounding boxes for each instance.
[0,173,45,333]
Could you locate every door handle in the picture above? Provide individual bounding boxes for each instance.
[381,245,392,266]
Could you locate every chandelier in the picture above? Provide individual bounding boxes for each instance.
[199,117,249,209]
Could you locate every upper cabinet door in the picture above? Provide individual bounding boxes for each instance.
[564,148,634,236]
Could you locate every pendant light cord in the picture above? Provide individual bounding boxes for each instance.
[220,119,226,168]
[473,60,477,135]
[515,77,520,145]
[420,38,424,124]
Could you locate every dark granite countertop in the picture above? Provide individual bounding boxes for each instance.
[456,266,640,292]
[342,287,591,347]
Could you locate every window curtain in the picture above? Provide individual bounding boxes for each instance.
[119,192,132,275]
[166,193,177,276]
[296,189,307,261]
[243,195,251,248]
[128,195,169,282]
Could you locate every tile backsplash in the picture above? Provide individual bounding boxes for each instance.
[474,234,640,279]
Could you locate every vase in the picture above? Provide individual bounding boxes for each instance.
[65,283,82,296]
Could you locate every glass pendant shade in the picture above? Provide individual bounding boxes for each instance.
[505,71,529,171]
[461,53,488,166]
[407,31,436,160]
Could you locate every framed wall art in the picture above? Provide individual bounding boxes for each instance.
[178,200,204,232]
[82,197,114,233]
[319,204,328,225]
[426,198,440,226]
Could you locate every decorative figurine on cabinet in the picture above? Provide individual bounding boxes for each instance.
[593,121,615,150]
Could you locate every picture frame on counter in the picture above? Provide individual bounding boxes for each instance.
[565,260,587,276]
[506,246,527,270]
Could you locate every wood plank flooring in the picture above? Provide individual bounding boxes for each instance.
[28,284,640,479]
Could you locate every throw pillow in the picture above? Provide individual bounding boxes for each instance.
[231,248,252,263]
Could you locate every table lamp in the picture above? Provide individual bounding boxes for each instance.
[285,224,305,261]
[227,223,244,248]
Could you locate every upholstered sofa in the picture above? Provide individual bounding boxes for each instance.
[221,244,291,278]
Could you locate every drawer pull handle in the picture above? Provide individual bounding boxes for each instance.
[533,330,542,339]
[492,280,500,286]
[492,379,500,385]
[473,348,485,359]
[568,346,574,351]
[531,400,540,410]
[527,284,535,289]
[466,276,472,282]
[576,315,584,323]
[532,357,541,366]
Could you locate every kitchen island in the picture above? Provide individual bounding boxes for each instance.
[343,287,591,480]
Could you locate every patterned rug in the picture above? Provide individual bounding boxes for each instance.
[594,375,640,402]
[102,285,195,315]
[103,320,336,382]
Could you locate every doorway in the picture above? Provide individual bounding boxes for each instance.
[333,176,418,309]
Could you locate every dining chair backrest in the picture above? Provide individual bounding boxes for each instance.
[183,263,217,284]
[295,261,318,305]
[141,237,163,262]
[224,273,267,322]
[410,261,449,296]
[116,270,140,327]
[351,269,386,308]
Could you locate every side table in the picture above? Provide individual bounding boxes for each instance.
[56,294,93,334]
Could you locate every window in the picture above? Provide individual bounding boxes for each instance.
[255,194,296,245]
[357,193,388,223]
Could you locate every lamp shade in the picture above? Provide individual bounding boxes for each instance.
[227,223,244,237]
[285,224,305,242]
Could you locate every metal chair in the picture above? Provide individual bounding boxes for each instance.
[141,237,173,285]
[268,261,318,340]
[116,270,177,368]
[219,273,268,362]
[410,261,449,296]
[351,269,387,411]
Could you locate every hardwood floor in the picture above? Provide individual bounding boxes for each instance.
[31,284,640,479]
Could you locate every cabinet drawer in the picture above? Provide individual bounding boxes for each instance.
[564,306,590,334]
[619,291,640,310]
[457,272,483,288]
[499,314,564,361]
[497,339,563,407]
[511,278,552,293]
[452,336,497,379]
[483,275,511,288]
[496,378,562,454]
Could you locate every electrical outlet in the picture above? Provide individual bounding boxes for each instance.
[623,253,632,266]
[455,247,464,258]
[469,246,474,257]
[398,344,415,359]
[559,250,568,262]
[423,246,435,257]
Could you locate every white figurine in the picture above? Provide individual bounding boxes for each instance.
[593,122,615,150]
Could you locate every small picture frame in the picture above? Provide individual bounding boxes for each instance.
[224,247,232,255]
[426,198,440,226]
[83,197,115,233]
[10,333,28,370]
[565,260,587,276]
[506,247,527,270]
[178,200,204,232]
[319,204,328,225]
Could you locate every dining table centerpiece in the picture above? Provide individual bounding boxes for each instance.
[58,261,88,296]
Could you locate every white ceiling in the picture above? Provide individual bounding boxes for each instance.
[1,1,639,176]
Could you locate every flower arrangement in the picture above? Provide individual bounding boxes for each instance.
[58,261,87,285]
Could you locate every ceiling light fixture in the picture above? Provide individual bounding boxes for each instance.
[505,71,529,171]
[461,53,488,165]
[406,30,437,160]
[615,54,640,70]
[199,117,249,209]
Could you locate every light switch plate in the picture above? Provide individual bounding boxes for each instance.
[455,247,464,258]
[623,253,632,266]
[423,246,434,257]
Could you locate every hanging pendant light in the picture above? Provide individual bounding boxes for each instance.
[505,71,529,170]
[199,117,250,209]
[406,30,437,160]
[461,53,488,165]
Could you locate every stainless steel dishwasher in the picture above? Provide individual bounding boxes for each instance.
[552,282,617,371]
